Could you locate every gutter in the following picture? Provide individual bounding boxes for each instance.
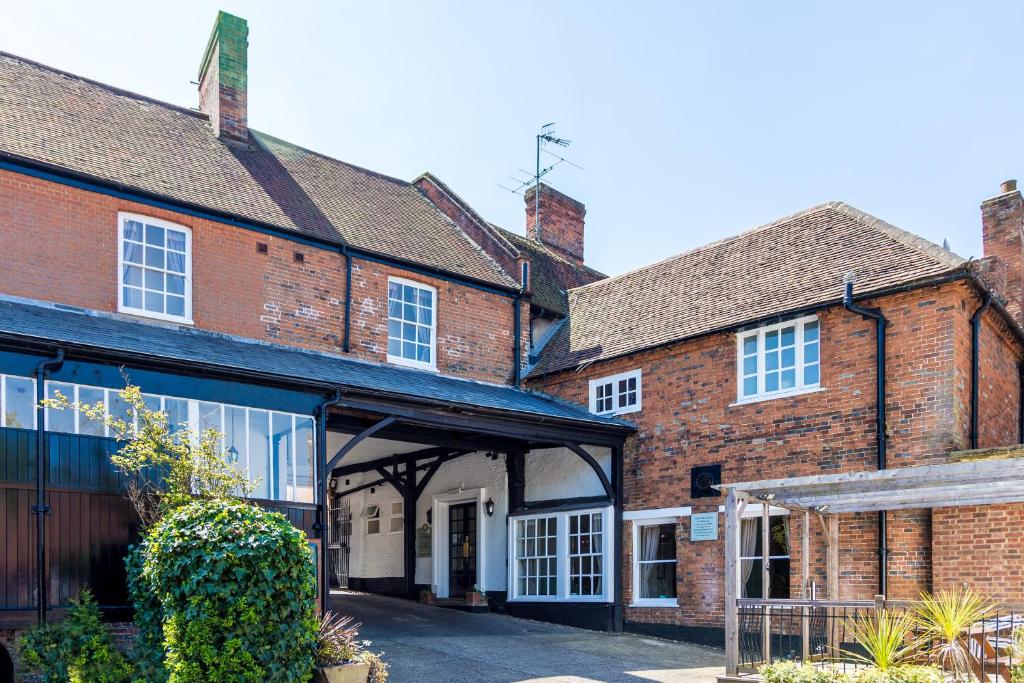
[34,348,65,624]
[0,153,520,299]
[842,276,889,597]
[513,293,523,386]
[970,293,993,449]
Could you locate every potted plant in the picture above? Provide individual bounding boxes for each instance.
[314,612,389,683]
[466,586,487,606]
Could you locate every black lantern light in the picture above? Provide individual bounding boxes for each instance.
[485,497,495,517]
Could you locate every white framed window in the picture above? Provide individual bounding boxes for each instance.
[508,506,614,602]
[386,277,436,370]
[23,376,315,503]
[740,513,791,599]
[736,316,820,403]
[1,374,37,429]
[389,500,404,533]
[588,369,642,416]
[118,213,193,324]
[365,504,381,535]
[631,518,678,607]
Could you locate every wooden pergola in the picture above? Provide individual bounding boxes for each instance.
[719,449,1024,676]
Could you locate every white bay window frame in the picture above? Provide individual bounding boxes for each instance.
[735,315,821,404]
[507,506,614,603]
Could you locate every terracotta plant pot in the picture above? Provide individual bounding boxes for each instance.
[313,661,371,683]
[466,591,487,606]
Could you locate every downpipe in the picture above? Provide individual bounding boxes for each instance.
[34,348,65,624]
[843,276,889,596]
[970,293,992,449]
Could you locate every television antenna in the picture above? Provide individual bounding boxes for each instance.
[499,123,583,235]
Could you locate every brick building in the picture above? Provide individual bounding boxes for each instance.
[0,13,633,673]
[526,187,1024,644]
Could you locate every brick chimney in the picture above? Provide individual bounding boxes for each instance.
[981,179,1024,324]
[198,12,249,142]
[526,183,586,265]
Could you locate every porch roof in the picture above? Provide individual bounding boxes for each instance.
[0,296,632,435]
[717,449,1024,514]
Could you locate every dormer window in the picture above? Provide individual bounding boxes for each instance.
[387,277,436,370]
[118,213,192,324]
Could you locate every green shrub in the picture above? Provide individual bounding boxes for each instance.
[137,499,317,682]
[852,665,944,683]
[760,661,849,683]
[126,543,166,682]
[18,589,134,683]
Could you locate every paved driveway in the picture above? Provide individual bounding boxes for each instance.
[329,591,724,683]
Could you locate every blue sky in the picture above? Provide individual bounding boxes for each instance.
[2,1,1021,277]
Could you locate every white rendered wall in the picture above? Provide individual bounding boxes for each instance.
[524,445,611,502]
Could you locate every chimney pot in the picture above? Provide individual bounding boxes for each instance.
[1001,179,1018,194]
[198,12,249,142]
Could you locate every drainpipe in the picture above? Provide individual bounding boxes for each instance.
[315,388,344,616]
[513,294,523,386]
[1018,362,1024,444]
[970,293,993,449]
[842,276,889,596]
[340,247,352,353]
[34,348,64,624]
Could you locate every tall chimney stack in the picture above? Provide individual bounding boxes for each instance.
[198,12,249,142]
[981,179,1024,325]
[525,183,586,266]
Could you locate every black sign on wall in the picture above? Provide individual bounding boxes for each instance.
[690,464,722,498]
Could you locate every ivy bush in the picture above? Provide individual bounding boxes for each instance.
[135,499,318,682]
[18,589,134,683]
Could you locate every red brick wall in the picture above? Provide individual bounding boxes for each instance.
[933,504,1024,603]
[532,282,1024,630]
[0,168,523,383]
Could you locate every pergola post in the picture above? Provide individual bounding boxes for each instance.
[724,488,740,676]
[801,510,810,662]
[761,502,771,664]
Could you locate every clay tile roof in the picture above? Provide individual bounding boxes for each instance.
[529,202,967,377]
[490,225,606,316]
[0,52,518,289]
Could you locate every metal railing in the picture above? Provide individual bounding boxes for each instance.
[736,598,1023,682]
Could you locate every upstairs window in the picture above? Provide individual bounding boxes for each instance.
[365,505,381,535]
[387,278,436,370]
[118,213,192,323]
[588,369,642,416]
[390,500,404,533]
[737,316,820,403]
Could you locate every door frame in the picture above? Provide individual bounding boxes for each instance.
[431,488,488,599]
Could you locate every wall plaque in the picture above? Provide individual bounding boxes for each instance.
[415,524,432,557]
[690,512,719,541]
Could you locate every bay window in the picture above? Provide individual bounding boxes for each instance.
[509,507,613,602]
[737,316,820,403]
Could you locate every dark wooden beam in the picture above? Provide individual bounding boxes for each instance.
[326,416,397,472]
[612,444,624,633]
[562,442,615,501]
[332,446,452,477]
[326,414,527,452]
[403,453,417,599]
[374,467,405,493]
[506,450,525,512]
[512,495,611,514]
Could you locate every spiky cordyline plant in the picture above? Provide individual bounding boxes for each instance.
[842,609,917,672]
[912,586,996,680]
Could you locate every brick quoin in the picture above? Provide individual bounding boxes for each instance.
[0,168,525,384]
[530,280,1024,632]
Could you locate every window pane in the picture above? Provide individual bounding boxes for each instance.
[46,382,75,434]
[743,376,757,396]
[804,320,819,342]
[123,266,142,286]
[387,339,401,357]
[164,398,189,437]
[765,330,778,350]
[166,296,186,318]
[123,287,142,309]
[123,242,143,264]
[765,373,779,392]
[743,335,757,355]
[781,369,796,389]
[107,389,135,428]
[123,219,143,241]
[781,326,795,346]
[294,417,315,503]
[248,410,270,499]
[781,347,795,368]
[805,342,819,363]
[167,230,186,252]
[145,224,164,246]
[805,364,820,385]
[765,350,779,371]
[4,376,36,429]
[78,387,106,437]
[145,270,164,291]
[743,356,757,375]
[272,412,293,501]
[167,275,185,295]
[144,246,164,269]
[144,290,163,313]
[224,406,247,466]
[198,402,222,438]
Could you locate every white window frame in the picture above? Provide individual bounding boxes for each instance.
[739,510,792,599]
[365,504,381,535]
[117,212,194,325]
[0,374,38,429]
[386,276,437,371]
[588,369,642,416]
[389,500,404,534]
[507,505,614,603]
[630,516,679,608]
[735,315,821,404]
